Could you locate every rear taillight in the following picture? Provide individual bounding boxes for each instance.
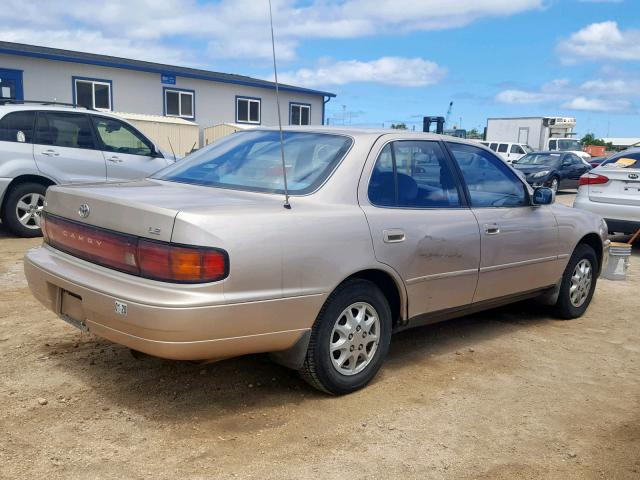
[579,173,609,186]
[43,214,228,283]
[137,240,227,283]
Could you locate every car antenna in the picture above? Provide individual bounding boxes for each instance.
[268,0,291,209]
[167,137,177,161]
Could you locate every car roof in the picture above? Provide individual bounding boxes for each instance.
[0,103,121,120]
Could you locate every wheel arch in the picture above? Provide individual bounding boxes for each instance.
[1,174,56,212]
[577,232,604,276]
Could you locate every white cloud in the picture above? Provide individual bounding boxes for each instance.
[558,21,640,62]
[0,0,543,64]
[495,76,638,113]
[562,97,631,112]
[277,57,446,87]
[495,89,556,104]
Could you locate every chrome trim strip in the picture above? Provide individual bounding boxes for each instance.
[558,253,570,259]
[406,268,478,285]
[480,256,558,273]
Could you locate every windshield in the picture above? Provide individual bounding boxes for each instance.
[153,131,353,194]
[556,139,581,151]
[515,153,562,166]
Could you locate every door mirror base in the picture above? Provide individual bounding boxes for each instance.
[532,187,554,205]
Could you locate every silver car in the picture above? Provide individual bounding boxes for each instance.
[574,148,640,234]
[24,128,608,394]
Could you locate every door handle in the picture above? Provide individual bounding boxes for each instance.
[383,229,405,243]
[41,149,59,156]
[483,224,500,235]
[106,156,122,163]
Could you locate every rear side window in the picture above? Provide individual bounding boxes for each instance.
[498,143,508,153]
[35,112,97,149]
[0,111,35,143]
[368,140,460,208]
[447,142,527,208]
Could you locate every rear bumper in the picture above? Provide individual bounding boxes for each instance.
[24,245,323,361]
[574,196,640,234]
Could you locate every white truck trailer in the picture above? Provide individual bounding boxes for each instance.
[485,116,590,160]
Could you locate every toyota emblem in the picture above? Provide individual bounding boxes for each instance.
[78,204,90,218]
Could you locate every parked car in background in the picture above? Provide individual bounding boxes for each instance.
[574,148,640,234]
[24,127,608,395]
[0,102,172,237]
[479,141,532,163]
[512,151,591,193]
[589,156,607,168]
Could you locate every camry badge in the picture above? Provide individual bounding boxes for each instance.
[78,204,90,218]
[629,173,639,180]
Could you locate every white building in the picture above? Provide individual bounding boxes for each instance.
[0,41,335,146]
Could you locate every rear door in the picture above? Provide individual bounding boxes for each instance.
[566,153,590,187]
[91,116,167,182]
[33,111,106,184]
[589,153,640,207]
[446,141,561,302]
[360,137,480,318]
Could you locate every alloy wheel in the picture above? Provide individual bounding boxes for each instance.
[329,302,380,376]
[569,258,592,307]
[15,193,45,229]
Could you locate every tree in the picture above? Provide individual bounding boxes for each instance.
[390,123,407,130]
[580,133,613,148]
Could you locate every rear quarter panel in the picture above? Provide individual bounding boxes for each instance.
[550,203,607,262]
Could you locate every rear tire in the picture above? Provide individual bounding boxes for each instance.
[300,279,392,395]
[1,182,47,238]
[554,244,598,319]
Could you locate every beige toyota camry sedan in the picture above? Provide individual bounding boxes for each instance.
[24,127,609,394]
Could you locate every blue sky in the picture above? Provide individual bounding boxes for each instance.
[3,0,639,137]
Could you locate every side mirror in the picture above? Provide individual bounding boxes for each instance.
[532,187,554,205]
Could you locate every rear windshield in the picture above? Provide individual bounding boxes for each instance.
[154,130,353,194]
[602,153,640,169]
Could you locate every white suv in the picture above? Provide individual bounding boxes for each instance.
[479,141,532,164]
[0,102,172,237]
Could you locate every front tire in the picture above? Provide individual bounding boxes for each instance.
[1,182,47,238]
[300,279,392,395]
[547,176,559,194]
[554,244,598,319]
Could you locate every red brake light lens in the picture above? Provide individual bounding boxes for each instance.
[579,173,609,186]
[43,214,228,283]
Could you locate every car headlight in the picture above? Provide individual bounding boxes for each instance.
[532,170,550,178]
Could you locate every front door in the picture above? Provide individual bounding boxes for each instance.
[0,68,23,101]
[360,137,480,318]
[445,141,561,302]
[90,116,167,181]
[33,111,106,184]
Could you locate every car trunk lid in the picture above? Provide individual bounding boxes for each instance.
[44,179,271,242]
[588,167,640,207]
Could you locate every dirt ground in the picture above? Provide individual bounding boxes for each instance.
[1,192,638,480]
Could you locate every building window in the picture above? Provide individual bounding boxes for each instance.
[73,77,112,110]
[164,88,195,119]
[236,96,260,124]
[290,103,311,125]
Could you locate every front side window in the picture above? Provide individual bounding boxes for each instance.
[368,141,460,208]
[510,145,525,154]
[236,97,260,124]
[290,103,310,125]
[165,89,194,118]
[74,78,111,110]
[447,142,527,208]
[154,130,352,194]
[92,117,153,156]
[0,111,35,143]
[35,112,97,149]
